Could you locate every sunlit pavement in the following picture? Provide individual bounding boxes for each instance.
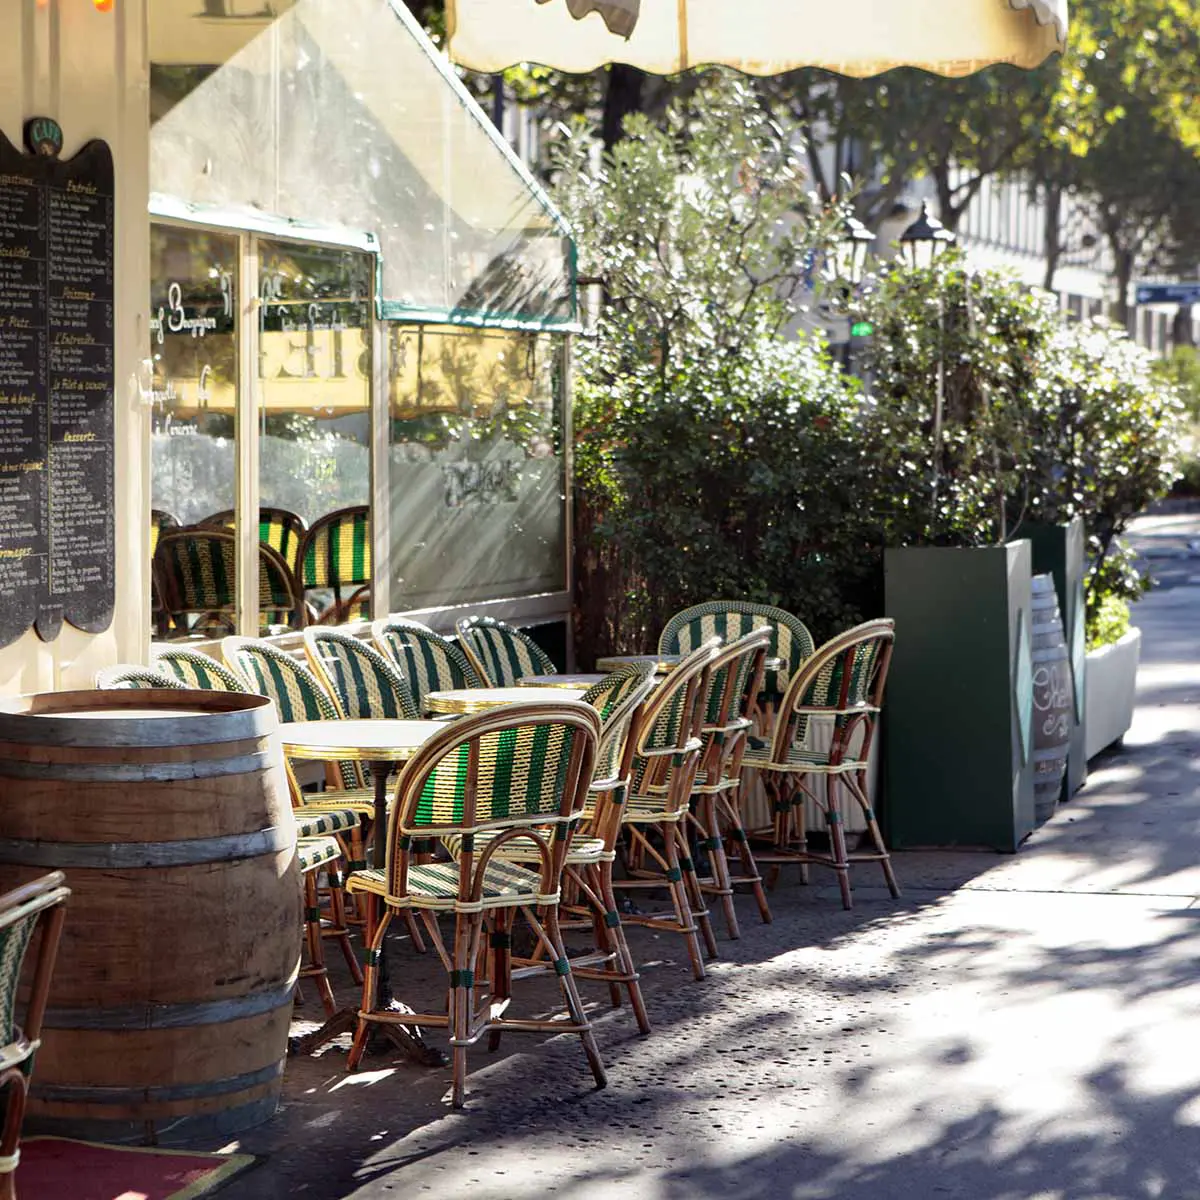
[216,517,1200,1200]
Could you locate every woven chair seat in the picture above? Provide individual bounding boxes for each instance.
[442,830,611,865]
[621,793,690,825]
[346,859,560,913]
[297,786,377,817]
[741,742,864,775]
[298,836,342,874]
[293,807,361,838]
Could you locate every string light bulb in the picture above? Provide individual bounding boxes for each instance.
[94,0,115,11]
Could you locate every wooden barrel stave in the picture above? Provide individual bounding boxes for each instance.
[1030,575,1075,825]
[0,689,300,1143]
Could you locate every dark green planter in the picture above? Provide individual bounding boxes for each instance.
[883,540,1036,852]
[1009,517,1087,801]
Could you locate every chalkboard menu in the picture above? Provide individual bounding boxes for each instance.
[0,118,114,650]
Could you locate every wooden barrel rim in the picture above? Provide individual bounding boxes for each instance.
[0,690,277,748]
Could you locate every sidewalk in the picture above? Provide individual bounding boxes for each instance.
[216,524,1200,1200]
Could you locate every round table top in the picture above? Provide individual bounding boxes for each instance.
[280,719,445,762]
[517,674,605,689]
[594,653,683,674]
[425,686,586,715]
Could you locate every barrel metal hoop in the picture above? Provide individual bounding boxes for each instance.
[0,750,278,784]
[0,824,296,869]
[30,1059,285,1105]
[43,977,298,1031]
[0,697,277,748]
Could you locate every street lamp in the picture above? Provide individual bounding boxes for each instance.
[835,214,875,287]
[898,201,956,269]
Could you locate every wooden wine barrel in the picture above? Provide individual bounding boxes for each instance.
[0,689,300,1144]
[1031,575,1075,824]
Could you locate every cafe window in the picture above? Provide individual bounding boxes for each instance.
[387,326,566,612]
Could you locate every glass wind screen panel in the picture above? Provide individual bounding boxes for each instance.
[258,238,374,623]
[148,0,573,327]
[388,327,565,610]
[149,224,239,638]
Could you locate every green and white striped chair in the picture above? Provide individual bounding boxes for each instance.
[222,637,422,955]
[742,619,899,910]
[455,615,557,687]
[0,872,69,1193]
[296,835,348,1017]
[442,662,658,1032]
[303,628,420,722]
[614,638,721,981]
[200,506,307,577]
[659,599,815,713]
[345,701,605,1108]
[151,645,246,692]
[684,628,772,939]
[299,506,372,625]
[371,617,483,714]
[96,665,188,690]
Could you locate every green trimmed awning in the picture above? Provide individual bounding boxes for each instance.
[149,0,578,332]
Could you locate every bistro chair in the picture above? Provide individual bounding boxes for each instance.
[455,615,557,687]
[344,701,605,1108]
[442,662,658,1033]
[741,619,899,910]
[296,835,351,1017]
[659,599,815,718]
[153,528,305,637]
[303,628,421,722]
[150,510,180,637]
[95,664,188,690]
[0,872,69,1199]
[613,638,721,981]
[200,506,308,576]
[371,617,483,714]
[222,637,417,950]
[152,644,246,691]
[685,628,772,939]
[299,505,372,625]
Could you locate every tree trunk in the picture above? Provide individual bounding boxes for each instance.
[1172,304,1195,349]
[602,64,646,150]
[1111,246,1135,332]
[1042,183,1063,293]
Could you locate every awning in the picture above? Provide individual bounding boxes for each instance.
[447,0,1068,78]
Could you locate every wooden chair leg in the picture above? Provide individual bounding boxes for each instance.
[325,870,364,984]
[0,1068,28,1200]
[487,910,512,1052]
[848,769,901,898]
[595,862,650,1034]
[301,872,338,1017]
[677,825,719,960]
[723,792,772,924]
[700,793,741,940]
[449,910,482,1108]
[824,774,854,910]
[663,824,706,981]
[544,906,607,1091]
[348,902,391,1071]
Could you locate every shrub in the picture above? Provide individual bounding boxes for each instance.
[1087,593,1131,651]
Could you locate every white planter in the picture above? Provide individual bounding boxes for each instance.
[1084,627,1141,760]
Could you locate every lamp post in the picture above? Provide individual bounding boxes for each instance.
[899,202,957,523]
[835,215,874,371]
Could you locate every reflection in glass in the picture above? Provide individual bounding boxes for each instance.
[257,238,374,623]
[387,326,565,611]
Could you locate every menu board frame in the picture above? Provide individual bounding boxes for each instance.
[0,117,115,649]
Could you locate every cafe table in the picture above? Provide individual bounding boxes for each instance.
[517,673,605,688]
[280,718,446,1060]
[424,685,585,716]
[594,653,683,674]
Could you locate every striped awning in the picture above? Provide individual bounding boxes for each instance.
[447,0,1068,77]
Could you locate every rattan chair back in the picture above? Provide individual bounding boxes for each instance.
[0,872,69,1187]
[95,665,188,690]
[770,618,896,765]
[149,509,179,561]
[386,701,600,898]
[698,627,771,732]
[154,528,305,635]
[659,600,815,700]
[455,615,557,686]
[579,662,657,785]
[299,505,371,624]
[304,628,420,721]
[222,637,363,790]
[199,506,307,575]
[151,645,246,692]
[371,617,482,711]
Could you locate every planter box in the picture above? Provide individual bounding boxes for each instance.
[883,541,1036,851]
[1084,627,1141,759]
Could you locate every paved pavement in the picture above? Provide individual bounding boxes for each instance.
[214,517,1200,1200]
